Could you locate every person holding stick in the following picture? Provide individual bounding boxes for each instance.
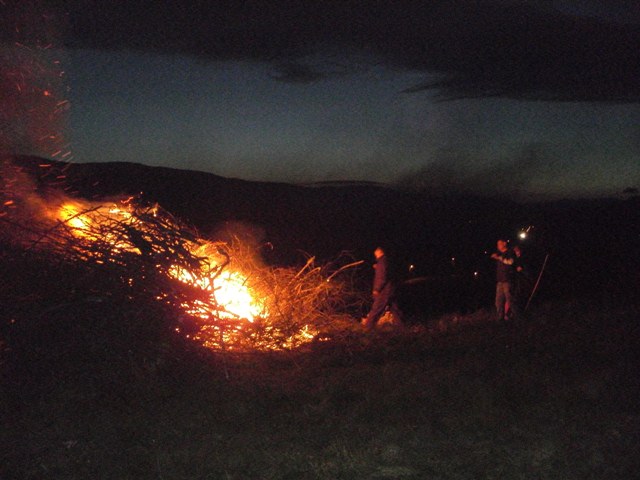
[491,239,517,321]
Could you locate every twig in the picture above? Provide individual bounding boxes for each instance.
[326,260,364,282]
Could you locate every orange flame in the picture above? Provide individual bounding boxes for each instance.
[54,199,266,322]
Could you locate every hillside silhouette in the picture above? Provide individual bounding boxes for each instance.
[4,154,639,306]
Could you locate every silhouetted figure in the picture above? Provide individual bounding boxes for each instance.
[490,239,516,321]
[362,246,404,329]
[511,245,532,317]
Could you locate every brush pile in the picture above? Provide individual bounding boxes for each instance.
[1,185,365,354]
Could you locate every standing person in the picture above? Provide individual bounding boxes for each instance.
[512,245,531,316]
[490,239,516,321]
[362,246,404,330]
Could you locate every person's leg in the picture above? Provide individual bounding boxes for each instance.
[504,282,516,320]
[363,293,387,329]
[389,298,404,325]
[495,282,506,320]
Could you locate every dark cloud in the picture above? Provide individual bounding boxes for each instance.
[3,0,640,102]
[269,61,326,84]
[268,59,363,84]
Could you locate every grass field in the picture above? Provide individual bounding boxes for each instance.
[2,280,639,480]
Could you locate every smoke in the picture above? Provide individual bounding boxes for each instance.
[1,155,47,220]
[394,145,554,199]
[207,220,270,265]
[210,221,265,247]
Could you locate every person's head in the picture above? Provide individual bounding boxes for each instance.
[497,239,508,252]
[513,245,522,257]
[374,246,385,259]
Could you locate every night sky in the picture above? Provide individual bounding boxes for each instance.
[2,0,640,200]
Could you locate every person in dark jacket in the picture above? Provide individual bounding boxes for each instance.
[511,245,532,316]
[362,246,404,329]
[490,239,516,321]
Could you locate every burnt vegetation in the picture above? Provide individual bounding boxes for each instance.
[1,155,639,479]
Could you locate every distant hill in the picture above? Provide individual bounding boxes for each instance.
[3,154,639,301]
[2,155,513,261]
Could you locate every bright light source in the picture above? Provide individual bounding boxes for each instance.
[519,225,534,240]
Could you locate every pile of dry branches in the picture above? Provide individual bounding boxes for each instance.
[202,239,366,350]
[1,193,365,351]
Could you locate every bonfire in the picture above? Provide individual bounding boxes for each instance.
[1,167,364,352]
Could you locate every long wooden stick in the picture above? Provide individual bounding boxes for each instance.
[525,253,549,312]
